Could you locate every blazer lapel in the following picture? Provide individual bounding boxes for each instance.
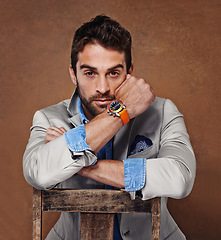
[67,90,81,127]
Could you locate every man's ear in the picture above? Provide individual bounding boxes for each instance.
[128,64,134,75]
[69,65,77,85]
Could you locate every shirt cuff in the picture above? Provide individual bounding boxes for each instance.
[123,158,146,191]
[64,125,91,152]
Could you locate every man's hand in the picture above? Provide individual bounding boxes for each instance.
[45,126,66,143]
[115,74,155,119]
[78,159,125,189]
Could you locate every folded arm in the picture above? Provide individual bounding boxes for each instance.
[23,111,97,190]
[78,160,125,189]
[132,99,196,200]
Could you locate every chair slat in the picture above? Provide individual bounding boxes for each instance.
[42,189,152,213]
[80,213,114,240]
[33,188,42,240]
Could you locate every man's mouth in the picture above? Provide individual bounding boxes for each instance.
[94,99,113,106]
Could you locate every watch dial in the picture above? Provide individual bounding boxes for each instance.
[110,101,122,111]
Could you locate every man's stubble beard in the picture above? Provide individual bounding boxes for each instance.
[76,86,115,117]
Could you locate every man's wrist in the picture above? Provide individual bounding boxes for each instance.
[123,158,146,192]
[107,100,130,125]
[64,124,91,152]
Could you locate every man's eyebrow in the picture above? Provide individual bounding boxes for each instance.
[80,64,97,70]
[108,64,124,71]
[79,64,124,72]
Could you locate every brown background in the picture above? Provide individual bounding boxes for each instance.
[0,0,220,239]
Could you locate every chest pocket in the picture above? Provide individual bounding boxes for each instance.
[128,135,158,159]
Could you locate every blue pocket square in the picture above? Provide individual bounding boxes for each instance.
[129,135,153,155]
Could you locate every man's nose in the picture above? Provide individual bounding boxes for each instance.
[96,76,110,94]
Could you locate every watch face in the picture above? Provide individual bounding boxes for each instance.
[110,100,122,112]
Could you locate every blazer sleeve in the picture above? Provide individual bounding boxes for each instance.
[23,110,96,190]
[131,99,196,200]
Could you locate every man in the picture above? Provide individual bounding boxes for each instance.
[23,15,196,240]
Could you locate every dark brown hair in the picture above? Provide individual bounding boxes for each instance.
[71,15,132,74]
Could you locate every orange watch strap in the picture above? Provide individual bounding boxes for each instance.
[119,108,130,125]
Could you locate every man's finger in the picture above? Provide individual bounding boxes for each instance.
[59,127,67,133]
[115,74,132,96]
[48,126,65,135]
[126,74,131,79]
[46,129,61,137]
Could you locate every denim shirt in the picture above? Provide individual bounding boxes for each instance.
[64,99,146,192]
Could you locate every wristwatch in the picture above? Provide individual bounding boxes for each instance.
[107,100,130,125]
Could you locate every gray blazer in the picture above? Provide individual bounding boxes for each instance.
[23,92,196,240]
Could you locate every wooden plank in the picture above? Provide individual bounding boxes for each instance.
[151,197,161,240]
[42,189,152,213]
[34,188,161,240]
[80,213,114,240]
[33,188,42,240]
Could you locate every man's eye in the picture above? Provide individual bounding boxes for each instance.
[109,71,119,77]
[85,71,95,76]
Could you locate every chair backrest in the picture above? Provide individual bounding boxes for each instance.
[33,188,161,240]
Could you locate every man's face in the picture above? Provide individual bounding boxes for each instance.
[74,43,129,120]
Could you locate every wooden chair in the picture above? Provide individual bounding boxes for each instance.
[33,188,161,240]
